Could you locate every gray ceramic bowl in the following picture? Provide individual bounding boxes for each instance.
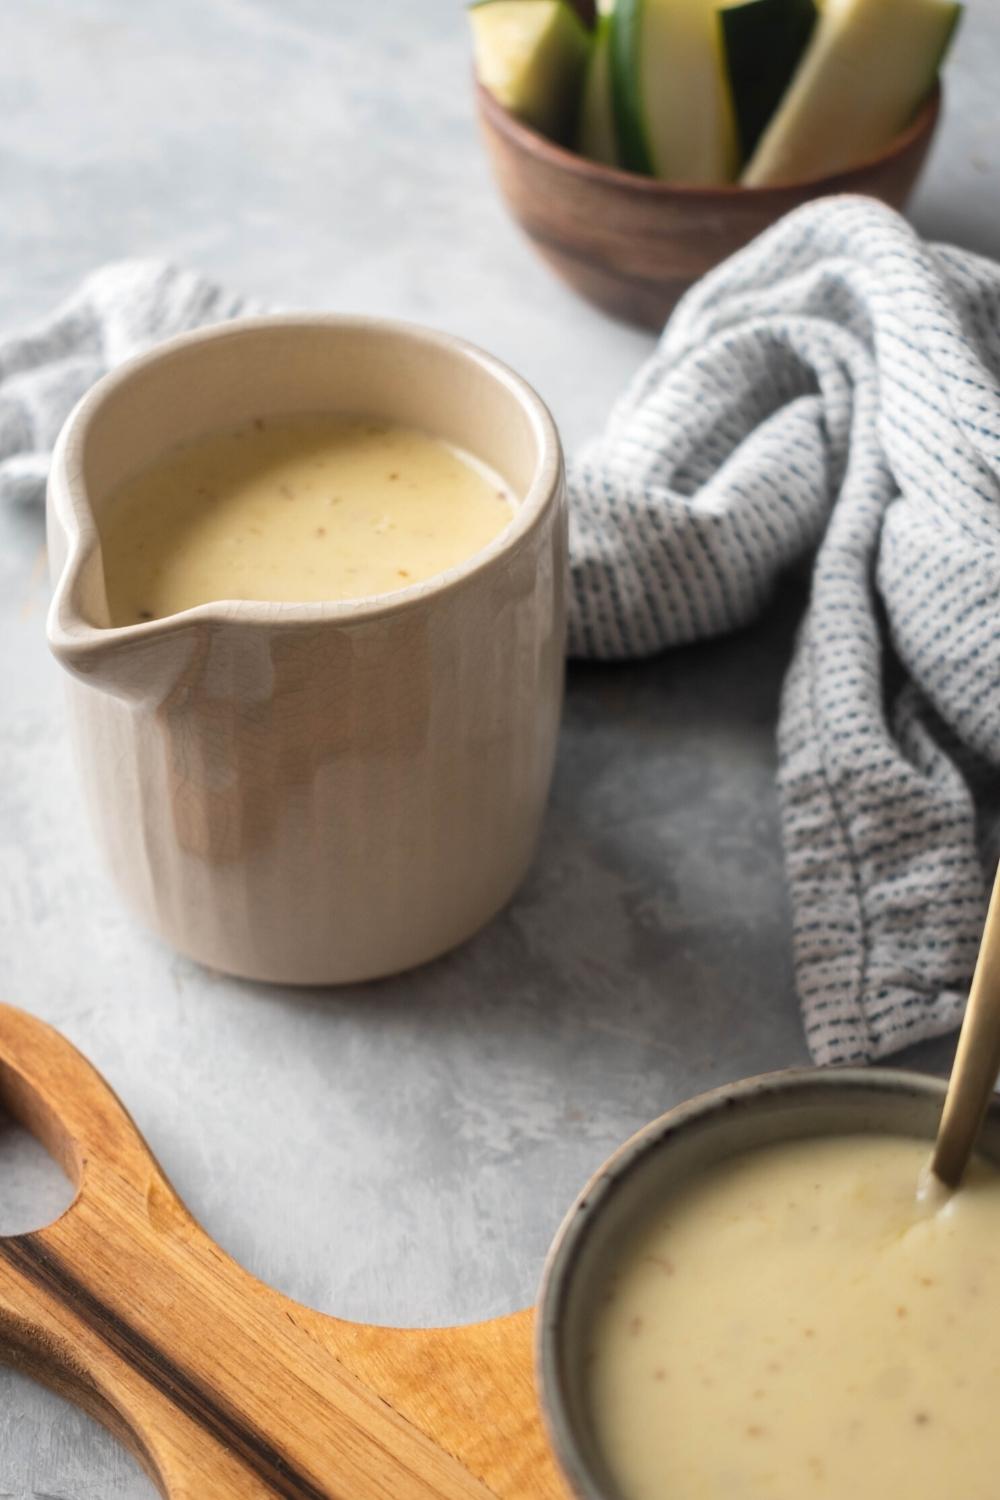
[536,1066,990,1500]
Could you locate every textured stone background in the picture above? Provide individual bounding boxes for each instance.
[2,2,999,1493]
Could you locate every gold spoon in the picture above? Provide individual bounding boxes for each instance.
[930,861,1000,1189]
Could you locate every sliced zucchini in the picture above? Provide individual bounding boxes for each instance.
[567,0,598,23]
[742,0,962,186]
[610,0,740,184]
[469,0,592,143]
[577,12,618,165]
[721,0,818,165]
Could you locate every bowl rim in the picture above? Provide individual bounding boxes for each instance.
[46,313,563,654]
[477,76,941,200]
[535,1063,960,1500]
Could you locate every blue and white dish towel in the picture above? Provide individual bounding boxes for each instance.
[3,196,998,1066]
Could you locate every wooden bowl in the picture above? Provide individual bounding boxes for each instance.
[476,80,941,330]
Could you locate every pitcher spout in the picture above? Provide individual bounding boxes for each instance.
[47,484,201,706]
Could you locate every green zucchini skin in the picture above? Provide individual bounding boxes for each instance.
[937,2,964,64]
[743,0,962,186]
[567,0,598,26]
[722,0,818,164]
[469,0,592,144]
[609,0,740,183]
[610,0,655,175]
[577,12,620,164]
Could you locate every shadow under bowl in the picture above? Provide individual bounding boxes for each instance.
[477,81,941,331]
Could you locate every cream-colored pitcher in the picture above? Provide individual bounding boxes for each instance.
[46,317,566,984]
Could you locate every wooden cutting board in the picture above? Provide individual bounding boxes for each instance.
[0,1003,569,1500]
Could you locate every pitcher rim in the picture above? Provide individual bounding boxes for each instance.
[46,313,564,656]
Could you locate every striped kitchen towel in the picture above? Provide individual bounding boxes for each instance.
[3,195,998,1064]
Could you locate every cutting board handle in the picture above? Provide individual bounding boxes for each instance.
[0,998,156,1190]
[0,1005,566,1500]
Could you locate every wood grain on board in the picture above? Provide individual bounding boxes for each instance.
[0,1004,568,1500]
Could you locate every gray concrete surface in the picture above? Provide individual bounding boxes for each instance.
[2,1,998,1493]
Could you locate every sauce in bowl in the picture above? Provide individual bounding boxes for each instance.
[588,1134,1000,1500]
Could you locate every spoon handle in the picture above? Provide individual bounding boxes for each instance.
[931,862,1000,1189]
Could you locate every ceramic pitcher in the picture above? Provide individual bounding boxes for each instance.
[46,317,566,984]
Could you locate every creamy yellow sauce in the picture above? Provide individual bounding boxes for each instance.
[589,1135,1000,1500]
[100,413,516,624]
